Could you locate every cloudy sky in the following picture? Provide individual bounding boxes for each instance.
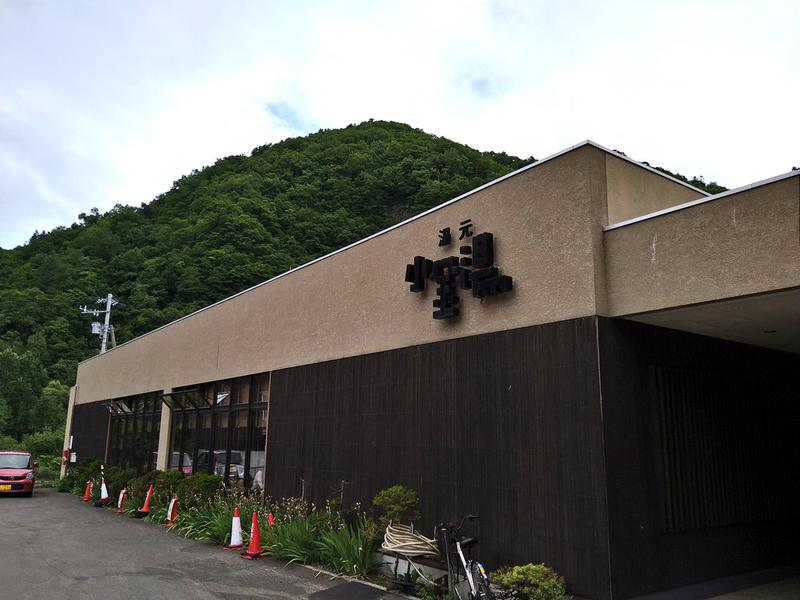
[1,0,798,249]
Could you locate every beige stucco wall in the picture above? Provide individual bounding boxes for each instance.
[75,144,613,404]
[605,154,706,225]
[605,175,800,316]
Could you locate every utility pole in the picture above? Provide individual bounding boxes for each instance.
[79,293,121,354]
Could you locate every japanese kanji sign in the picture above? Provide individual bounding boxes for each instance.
[404,219,513,319]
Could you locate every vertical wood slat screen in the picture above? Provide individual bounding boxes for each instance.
[650,366,783,534]
[71,401,111,463]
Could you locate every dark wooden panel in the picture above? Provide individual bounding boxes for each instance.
[267,317,611,599]
[70,401,110,464]
[598,317,800,599]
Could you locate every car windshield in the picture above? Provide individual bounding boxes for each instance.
[0,454,31,469]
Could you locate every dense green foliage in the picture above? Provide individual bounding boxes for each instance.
[493,563,571,600]
[372,483,421,527]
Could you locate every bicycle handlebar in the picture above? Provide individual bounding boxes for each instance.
[436,514,480,534]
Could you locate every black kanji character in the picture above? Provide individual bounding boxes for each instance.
[430,256,460,319]
[458,219,474,240]
[404,256,432,292]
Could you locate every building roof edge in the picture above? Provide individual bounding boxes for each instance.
[76,139,710,366]
[604,169,800,231]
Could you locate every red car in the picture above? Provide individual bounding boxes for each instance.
[0,451,37,496]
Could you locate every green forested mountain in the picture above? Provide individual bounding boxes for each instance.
[0,120,725,447]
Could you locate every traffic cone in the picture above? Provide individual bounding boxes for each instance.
[117,488,128,514]
[166,495,179,529]
[267,512,275,527]
[135,484,154,518]
[95,479,111,507]
[82,480,92,502]
[224,507,243,550]
[240,512,265,559]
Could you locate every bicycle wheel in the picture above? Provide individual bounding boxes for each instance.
[467,562,495,599]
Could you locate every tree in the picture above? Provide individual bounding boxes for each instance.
[30,380,69,432]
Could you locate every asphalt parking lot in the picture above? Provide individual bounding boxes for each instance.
[0,487,399,599]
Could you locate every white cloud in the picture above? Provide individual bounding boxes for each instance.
[1,0,798,248]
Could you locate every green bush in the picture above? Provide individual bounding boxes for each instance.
[314,525,383,578]
[0,434,20,450]
[57,476,73,492]
[60,457,103,495]
[263,517,320,564]
[104,465,137,499]
[174,503,233,544]
[126,471,160,507]
[177,472,223,508]
[372,484,421,528]
[35,454,62,471]
[20,429,64,456]
[492,563,570,600]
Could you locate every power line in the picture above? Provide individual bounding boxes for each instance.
[78,293,121,354]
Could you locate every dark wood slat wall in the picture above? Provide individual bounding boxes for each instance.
[598,317,800,599]
[267,317,611,599]
[70,401,110,464]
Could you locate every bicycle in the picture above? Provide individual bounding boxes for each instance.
[435,514,494,600]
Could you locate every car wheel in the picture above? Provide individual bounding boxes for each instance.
[24,491,33,497]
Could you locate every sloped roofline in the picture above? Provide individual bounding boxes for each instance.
[604,168,800,231]
[78,140,707,365]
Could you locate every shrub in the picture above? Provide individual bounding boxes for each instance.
[144,505,169,524]
[35,454,62,471]
[0,434,20,450]
[60,457,103,494]
[36,466,59,481]
[57,476,73,493]
[492,563,570,600]
[104,465,137,498]
[177,472,223,508]
[20,429,64,456]
[263,516,320,564]
[314,525,384,578]
[126,471,160,507]
[174,504,233,544]
[372,485,421,528]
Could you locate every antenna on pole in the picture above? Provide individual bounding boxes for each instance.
[79,293,122,354]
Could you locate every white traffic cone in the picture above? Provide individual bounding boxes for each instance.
[100,480,110,503]
[224,507,243,550]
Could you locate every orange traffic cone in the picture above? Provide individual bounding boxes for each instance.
[82,480,92,502]
[117,488,128,514]
[166,495,179,529]
[224,507,243,550]
[267,512,275,526]
[240,512,265,560]
[135,484,154,518]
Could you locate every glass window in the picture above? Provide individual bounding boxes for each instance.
[249,408,267,491]
[196,410,212,474]
[215,380,231,408]
[253,374,269,404]
[183,412,197,473]
[230,409,248,482]
[233,377,250,406]
[169,411,184,472]
[212,411,229,478]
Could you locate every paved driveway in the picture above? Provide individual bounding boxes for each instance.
[0,487,398,599]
